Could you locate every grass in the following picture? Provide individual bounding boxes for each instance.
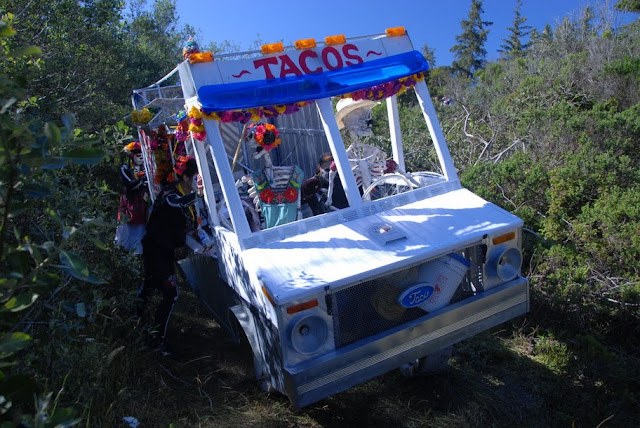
[91,282,640,428]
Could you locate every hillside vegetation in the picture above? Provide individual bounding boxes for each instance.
[1,1,639,426]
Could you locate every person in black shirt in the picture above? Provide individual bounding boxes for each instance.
[138,156,202,355]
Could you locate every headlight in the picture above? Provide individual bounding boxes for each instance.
[289,315,329,355]
[486,246,522,282]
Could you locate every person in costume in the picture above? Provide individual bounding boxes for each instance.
[247,122,304,229]
[115,141,149,254]
[301,153,349,216]
[138,156,203,355]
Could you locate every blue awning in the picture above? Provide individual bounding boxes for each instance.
[198,50,429,112]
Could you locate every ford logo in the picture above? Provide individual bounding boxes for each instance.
[397,283,434,308]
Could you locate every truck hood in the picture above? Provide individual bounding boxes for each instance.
[242,188,522,304]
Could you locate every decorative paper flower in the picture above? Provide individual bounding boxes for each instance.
[137,170,146,177]
[189,106,202,119]
[284,187,298,202]
[187,107,207,141]
[250,122,281,152]
[259,188,275,203]
[131,108,152,124]
[175,130,189,142]
[193,132,207,141]
[123,141,141,154]
[188,121,205,133]
[174,155,195,176]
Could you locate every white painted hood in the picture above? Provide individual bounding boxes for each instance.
[242,188,522,304]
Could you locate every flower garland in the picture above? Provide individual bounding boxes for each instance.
[187,106,207,141]
[131,108,152,124]
[247,122,281,152]
[341,72,425,102]
[150,126,176,185]
[183,71,423,131]
[192,101,311,126]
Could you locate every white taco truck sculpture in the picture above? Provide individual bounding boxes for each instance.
[132,28,529,408]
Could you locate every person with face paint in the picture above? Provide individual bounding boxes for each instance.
[115,141,149,254]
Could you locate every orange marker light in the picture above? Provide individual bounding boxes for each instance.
[295,38,317,49]
[324,34,346,46]
[261,42,284,54]
[286,299,319,314]
[385,27,407,37]
[492,231,516,245]
[189,52,214,64]
[262,285,275,306]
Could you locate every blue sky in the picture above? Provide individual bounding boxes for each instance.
[175,0,633,67]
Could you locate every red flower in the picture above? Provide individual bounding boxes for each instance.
[284,187,298,202]
[259,188,275,204]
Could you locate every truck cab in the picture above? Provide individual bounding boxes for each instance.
[132,28,528,408]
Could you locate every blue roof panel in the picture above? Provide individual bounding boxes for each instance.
[197,50,429,112]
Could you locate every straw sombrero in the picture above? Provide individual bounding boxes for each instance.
[335,98,379,130]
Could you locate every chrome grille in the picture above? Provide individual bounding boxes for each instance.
[330,244,485,349]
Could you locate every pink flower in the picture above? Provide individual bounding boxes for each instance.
[220,111,233,122]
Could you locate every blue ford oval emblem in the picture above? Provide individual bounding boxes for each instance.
[398,283,434,308]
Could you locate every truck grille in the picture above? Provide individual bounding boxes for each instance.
[330,244,485,349]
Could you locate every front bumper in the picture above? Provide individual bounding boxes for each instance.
[283,276,529,408]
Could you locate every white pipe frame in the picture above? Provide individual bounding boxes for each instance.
[315,98,364,210]
[189,134,220,227]
[194,109,251,238]
[413,80,459,182]
[386,95,405,172]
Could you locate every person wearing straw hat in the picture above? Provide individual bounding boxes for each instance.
[335,98,386,197]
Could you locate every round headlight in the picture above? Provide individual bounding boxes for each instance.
[487,247,522,282]
[290,316,328,355]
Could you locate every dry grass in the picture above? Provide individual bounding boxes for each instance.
[99,285,640,428]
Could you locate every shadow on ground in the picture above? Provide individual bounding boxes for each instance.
[120,285,639,428]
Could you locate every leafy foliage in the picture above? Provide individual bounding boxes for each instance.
[0,0,639,425]
[0,3,186,425]
[2,0,189,131]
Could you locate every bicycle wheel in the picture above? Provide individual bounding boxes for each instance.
[362,173,414,201]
